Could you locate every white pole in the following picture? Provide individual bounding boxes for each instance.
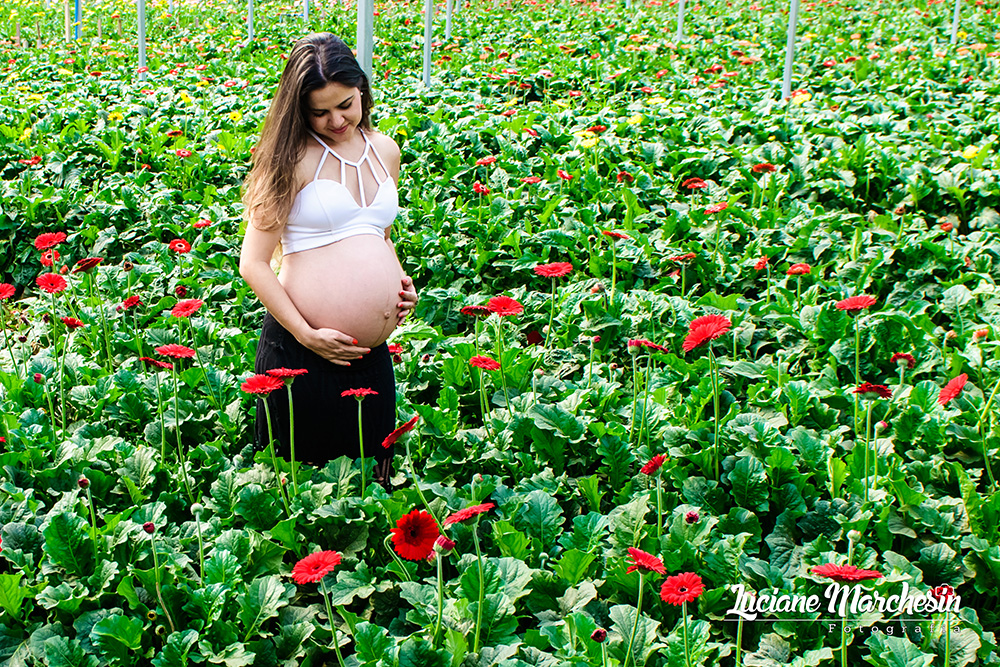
[247,0,253,41]
[950,0,961,44]
[781,0,801,99]
[422,0,433,87]
[138,0,146,80]
[445,0,452,40]
[74,0,80,39]
[304,0,309,22]
[357,0,374,81]
[676,0,685,40]
[64,0,70,40]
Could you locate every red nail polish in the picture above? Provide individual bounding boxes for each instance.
[353,338,358,344]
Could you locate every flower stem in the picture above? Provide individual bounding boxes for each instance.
[709,347,721,480]
[262,398,290,516]
[494,318,512,413]
[623,571,644,667]
[356,399,368,497]
[404,432,442,528]
[630,352,638,443]
[171,367,195,504]
[434,551,444,647]
[193,507,205,579]
[153,369,166,462]
[587,337,596,389]
[472,521,485,654]
[977,375,1000,489]
[610,243,618,305]
[864,401,872,504]
[736,615,744,667]
[85,486,99,564]
[656,476,663,540]
[87,273,113,372]
[545,276,555,350]
[149,533,177,634]
[319,578,347,667]
[285,384,299,496]
[945,611,951,667]
[840,617,847,667]
[854,316,861,432]
[683,599,692,667]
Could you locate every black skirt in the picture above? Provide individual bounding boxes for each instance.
[253,312,396,481]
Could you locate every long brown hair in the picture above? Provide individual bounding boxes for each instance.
[242,33,374,237]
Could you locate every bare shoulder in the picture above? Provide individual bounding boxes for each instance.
[294,140,322,190]
[368,130,401,162]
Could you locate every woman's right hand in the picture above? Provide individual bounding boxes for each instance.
[299,327,370,366]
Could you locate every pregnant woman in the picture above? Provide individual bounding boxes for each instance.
[239,33,418,488]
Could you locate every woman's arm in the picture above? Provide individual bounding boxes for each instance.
[380,135,418,322]
[239,217,370,365]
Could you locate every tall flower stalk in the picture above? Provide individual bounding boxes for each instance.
[156,344,198,503]
[469,356,499,440]
[144,522,177,634]
[486,296,523,413]
[242,373,291,515]
[660,572,705,667]
[291,551,345,667]
[811,563,883,667]
[342,388,378,498]
[682,314,731,479]
[601,230,631,304]
[443,496,494,654]
[267,368,308,496]
[75,260,112,371]
[836,296,877,432]
[853,383,891,504]
[533,262,573,349]
[623,548,665,667]
[139,357,172,460]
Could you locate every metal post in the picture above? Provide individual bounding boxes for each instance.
[950,0,961,44]
[74,0,80,39]
[247,0,254,41]
[357,0,374,81]
[445,0,452,40]
[64,0,70,40]
[138,0,146,80]
[781,0,801,100]
[676,0,685,40]
[422,0,433,87]
[304,0,309,23]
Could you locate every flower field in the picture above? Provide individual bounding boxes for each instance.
[2,0,1000,664]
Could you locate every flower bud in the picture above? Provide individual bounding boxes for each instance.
[685,510,700,524]
[591,628,608,643]
[155,625,167,637]
[146,610,158,621]
[610,363,618,370]
[875,420,889,433]
[18,335,27,343]
[433,535,456,556]
[78,476,90,489]
[143,522,155,534]
[946,331,958,341]
[175,285,187,297]
[34,373,43,384]
[847,530,862,543]
[122,260,134,272]
[974,329,989,341]
[191,503,204,515]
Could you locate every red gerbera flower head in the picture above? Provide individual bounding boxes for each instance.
[704,202,728,214]
[660,572,705,605]
[973,329,989,341]
[168,239,191,254]
[601,230,631,240]
[155,343,195,359]
[626,547,666,575]
[34,232,67,251]
[460,305,492,318]
[751,162,777,173]
[938,373,968,406]
[835,295,877,313]
[118,295,142,312]
[139,356,173,370]
[166,129,183,137]
[557,168,574,181]
[241,374,285,395]
[391,509,440,561]
[487,295,524,317]
[61,317,85,330]
[474,156,497,166]
[382,415,420,449]
[472,181,491,195]
[0,283,15,300]
[40,249,60,267]
[754,256,769,271]
[617,171,635,183]
[640,454,666,475]
[669,253,697,263]
[72,257,103,274]
[266,368,308,385]
[786,263,811,275]
[681,177,708,190]
[854,382,892,400]
[533,262,573,278]
[171,298,204,318]
[682,314,732,353]
[521,176,543,184]
[433,534,456,556]
[194,219,212,229]
[36,273,68,294]
[890,352,915,369]
[929,584,956,602]
[469,355,501,371]
[587,124,608,134]
[810,563,883,582]
[175,149,193,158]
[628,339,669,353]
[443,502,495,526]
[291,550,341,584]
[342,387,378,399]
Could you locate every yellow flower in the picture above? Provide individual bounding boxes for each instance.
[573,129,595,139]
[27,93,44,101]
[21,128,31,140]
[179,91,193,104]
[229,111,243,122]
[108,112,124,122]
[646,96,667,105]
[580,137,598,149]
[554,99,570,108]
[963,146,980,159]
[957,30,968,39]
[196,80,210,87]
[792,92,812,105]
[627,114,644,125]
[57,68,73,76]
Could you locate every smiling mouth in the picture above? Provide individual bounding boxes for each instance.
[332,125,349,133]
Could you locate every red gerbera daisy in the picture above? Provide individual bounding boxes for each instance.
[34,232,67,251]
[660,572,705,605]
[382,415,420,449]
[835,295,877,312]
[391,509,440,561]
[168,239,192,254]
[475,156,497,166]
[681,177,707,190]
[810,563,883,582]
[626,547,666,575]
[61,317,85,330]
[72,257,103,274]
[557,169,574,181]
[460,305,492,318]
[751,162,777,173]
[171,298,204,318]
[601,230,631,240]
[291,550,342,585]
[754,257,769,271]
[704,202,728,214]
[487,296,524,317]
[36,273,68,294]
[533,262,573,278]
[938,373,968,406]
[640,454,666,475]
[267,368,308,384]
[241,374,285,395]
[40,249,60,267]
[891,352,915,369]
[0,284,15,300]
[155,343,195,359]
[786,263,811,275]
[342,387,378,399]
[669,253,697,263]
[628,339,669,353]
[682,314,732,353]
[138,356,173,370]
[521,176,543,184]
[854,382,892,400]
[118,295,142,311]
[470,355,501,370]
[443,502,495,526]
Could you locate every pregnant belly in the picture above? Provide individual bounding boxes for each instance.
[279,236,403,348]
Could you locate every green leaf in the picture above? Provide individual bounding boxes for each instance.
[353,622,393,666]
[43,512,95,576]
[91,614,143,666]
[325,562,376,606]
[234,484,282,531]
[514,489,564,547]
[729,455,769,511]
[608,493,649,551]
[204,549,243,586]
[397,637,448,667]
[529,403,587,442]
[236,576,295,640]
[492,520,531,560]
[43,636,100,667]
[151,630,199,667]
[865,634,934,667]
[559,512,609,553]
[0,574,25,619]
[608,604,660,664]
[553,549,597,585]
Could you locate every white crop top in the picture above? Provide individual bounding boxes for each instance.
[281,129,398,255]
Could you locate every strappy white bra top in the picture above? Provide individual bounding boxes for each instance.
[282,129,398,255]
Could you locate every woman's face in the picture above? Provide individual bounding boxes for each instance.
[306,81,363,143]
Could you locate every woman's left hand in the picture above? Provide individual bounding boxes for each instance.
[397,276,418,323]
